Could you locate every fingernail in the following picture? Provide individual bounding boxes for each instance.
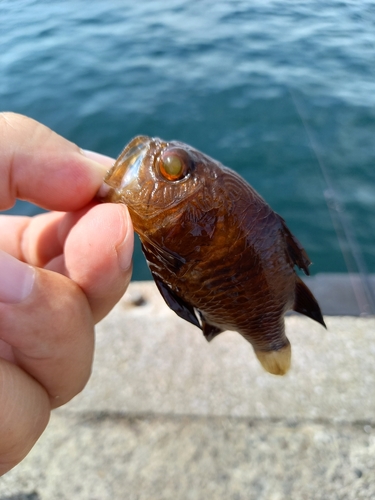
[116,207,134,271]
[0,250,36,304]
[81,149,115,171]
[80,150,117,195]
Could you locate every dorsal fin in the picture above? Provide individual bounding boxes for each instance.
[294,276,326,328]
[278,215,311,275]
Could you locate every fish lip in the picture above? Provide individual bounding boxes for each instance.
[119,146,147,188]
[104,136,152,194]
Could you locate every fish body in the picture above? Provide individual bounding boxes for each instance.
[103,136,325,375]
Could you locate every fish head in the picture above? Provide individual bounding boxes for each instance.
[102,135,220,232]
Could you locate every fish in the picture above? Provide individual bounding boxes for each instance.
[102,136,326,375]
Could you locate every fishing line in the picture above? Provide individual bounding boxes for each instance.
[290,89,375,316]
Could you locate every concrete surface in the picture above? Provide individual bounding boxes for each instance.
[1,278,375,500]
[306,273,375,316]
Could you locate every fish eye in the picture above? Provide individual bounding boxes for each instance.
[159,148,190,181]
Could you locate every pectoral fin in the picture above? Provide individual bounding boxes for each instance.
[294,276,326,328]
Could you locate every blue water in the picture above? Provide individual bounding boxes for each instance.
[2,0,375,279]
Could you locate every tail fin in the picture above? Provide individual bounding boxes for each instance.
[255,342,291,376]
[293,276,326,328]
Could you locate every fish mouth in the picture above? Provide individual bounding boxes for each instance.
[103,136,152,198]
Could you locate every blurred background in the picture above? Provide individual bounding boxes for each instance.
[2,0,375,280]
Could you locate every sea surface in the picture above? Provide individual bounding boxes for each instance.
[1,0,375,280]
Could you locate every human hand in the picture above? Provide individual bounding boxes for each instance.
[0,113,133,475]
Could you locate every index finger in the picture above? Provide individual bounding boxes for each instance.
[0,113,109,212]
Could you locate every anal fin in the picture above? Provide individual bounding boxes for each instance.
[294,276,326,328]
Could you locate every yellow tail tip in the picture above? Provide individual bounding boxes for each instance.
[255,343,291,376]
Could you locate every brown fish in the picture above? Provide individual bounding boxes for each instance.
[102,136,326,375]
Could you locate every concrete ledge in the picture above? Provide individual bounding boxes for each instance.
[1,279,375,499]
[305,273,375,316]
